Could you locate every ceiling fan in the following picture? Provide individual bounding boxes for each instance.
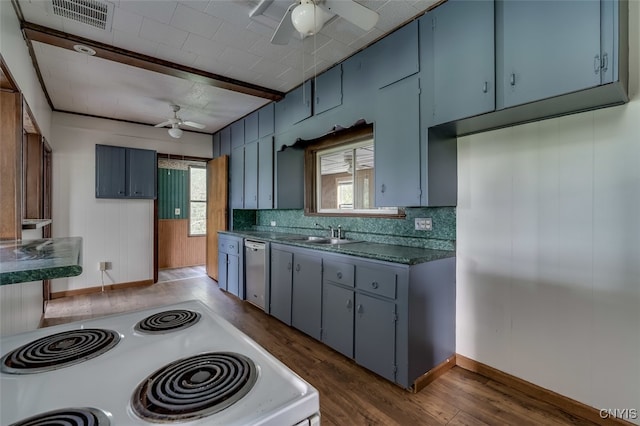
[270,0,379,45]
[154,104,205,138]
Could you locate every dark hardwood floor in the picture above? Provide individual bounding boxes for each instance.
[42,271,598,426]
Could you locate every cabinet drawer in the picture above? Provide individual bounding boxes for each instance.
[323,260,354,287]
[219,238,240,255]
[356,266,396,299]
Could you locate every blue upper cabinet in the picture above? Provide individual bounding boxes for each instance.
[95,144,156,199]
[212,133,221,158]
[600,0,622,85]
[244,111,259,143]
[231,146,244,209]
[496,0,601,109]
[258,103,275,137]
[275,80,313,131]
[231,120,245,149]
[258,136,274,209]
[315,64,342,115]
[243,142,258,209]
[428,0,495,126]
[220,127,231,156]
[374,75,421,208]
[372,20,419,89]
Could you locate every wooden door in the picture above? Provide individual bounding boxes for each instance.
[206,155,228,281]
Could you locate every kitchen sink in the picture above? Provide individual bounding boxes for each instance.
[306,238,360,245]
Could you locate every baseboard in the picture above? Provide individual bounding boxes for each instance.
[51,280,153,299]
[413,355,457,393]
[456,354,635,426]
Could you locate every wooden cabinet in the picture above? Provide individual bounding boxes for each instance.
[218,234,243,298]
[257,136,274,209]
[270,244,323,340]
[95,144,156,199]
[374,75,421,207]
[230,146,244,209]
[243,142,258,209]
[258,103,275,137]
[427,0,495,125]
[244,111,259,143]
[276,147,304,209]
[315,64,342,115]
[270,247,293,325]
[496,0,602,109]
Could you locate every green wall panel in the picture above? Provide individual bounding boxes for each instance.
[158,169,188,219]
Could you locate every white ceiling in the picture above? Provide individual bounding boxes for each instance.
[17,0,440,135]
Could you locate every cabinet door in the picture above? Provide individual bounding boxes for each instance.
[270,249,293,325]
[230,146,244,209]
[497,0,601,109]
[244,111,259,143]
[218,252,228,291]
[315,64,342,114]
[127,148,156,198]
[227,254,239,297]
[288,80,313,124]
[231,120,245,149]
[292,253,322,340]
[244,142,258,209]
[220,127,231,156]
[258,103,274,137]
[95,145,126,198]
[431,0,495,125]
[276,147,304,209]
[375,76,421,207]
[212,133,221,158]
[372,20,419,89]
[258,136,273,209]
[355,293,396,382]
[322,283,354,358]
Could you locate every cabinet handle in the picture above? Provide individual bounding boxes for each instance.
[337,272,343,280]
[594,54,600,74]
[346,299,352,310]
[295,264,300,272]
[601,53,609,73]
[118,191,124,194]
[380,184,386,193]
[509,73,516,87]
[316,96,320,104]
[287,262,292,271]
[357,304,363,314]
[371,281,379,289]
[482,81,488,93]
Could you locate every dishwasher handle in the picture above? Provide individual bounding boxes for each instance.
[244,240,266,251]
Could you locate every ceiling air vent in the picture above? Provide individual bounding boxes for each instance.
[50,0,114,31]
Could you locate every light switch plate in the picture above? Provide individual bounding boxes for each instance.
[174,208,180,215]
[415,218,432,231]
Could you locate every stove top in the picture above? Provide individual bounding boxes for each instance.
[0,300,320,425]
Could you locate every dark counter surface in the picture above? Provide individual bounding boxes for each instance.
[219,230,454,265]
[0,237,83,285]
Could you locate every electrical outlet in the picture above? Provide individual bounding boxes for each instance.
[414,218,432,231]
[99,261,112,271]
[174,208,180,216]
[270,221,276,227]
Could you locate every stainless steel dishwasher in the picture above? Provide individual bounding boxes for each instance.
[244,240,267,311]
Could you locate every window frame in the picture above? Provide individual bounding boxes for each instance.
[188,165,207,236]
[303,124,404,218]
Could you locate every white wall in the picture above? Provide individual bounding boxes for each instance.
[457,2,640,422]
[0,0,52,141]
[51,112,212,293]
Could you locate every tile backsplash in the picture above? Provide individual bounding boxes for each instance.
[232,207,456,251]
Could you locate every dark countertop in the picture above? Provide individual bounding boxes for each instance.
[219,230,455,265]
[0,237,83,285]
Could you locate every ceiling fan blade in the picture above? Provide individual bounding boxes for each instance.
[271,3,297,45]
[154,120,173,128]
[249,0,274,17]
[182,121,206,129]
[321,0,379,31]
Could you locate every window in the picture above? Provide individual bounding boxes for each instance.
[304,124,401,217]
[189,166,206,235]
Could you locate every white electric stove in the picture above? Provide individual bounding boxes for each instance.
[0,300,320,425]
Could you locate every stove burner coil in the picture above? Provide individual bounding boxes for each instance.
[1,329,120,374]
[8,407,110,426]
[135,309,201,334]
[132,352,258,422]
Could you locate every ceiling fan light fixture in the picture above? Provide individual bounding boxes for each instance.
[291,0,324,35]
[168,125,183,139]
